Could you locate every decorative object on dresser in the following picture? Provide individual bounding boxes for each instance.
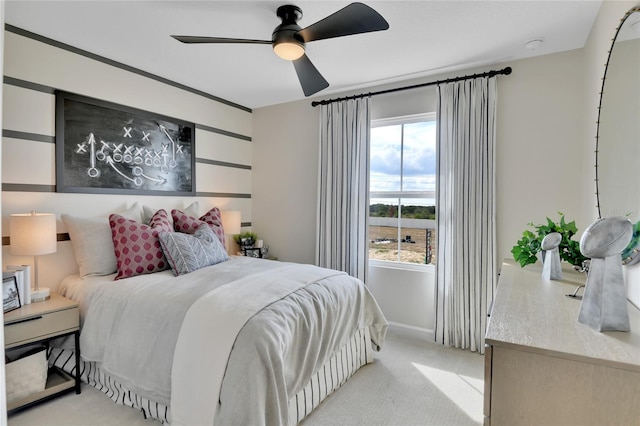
[577,217,632,332]
[9,212,57,302]
[540,232,562,280]
[511,212,587,270]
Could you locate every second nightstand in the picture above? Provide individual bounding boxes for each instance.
[4,293,80,413]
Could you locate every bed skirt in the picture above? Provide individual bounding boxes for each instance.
[49,326,373,425]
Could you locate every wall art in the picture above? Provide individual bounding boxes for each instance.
[55,91,195,195]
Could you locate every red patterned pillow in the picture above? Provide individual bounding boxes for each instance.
[171,207,226,246]
[109,210,173,280]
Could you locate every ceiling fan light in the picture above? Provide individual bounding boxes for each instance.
[274,41,305,60]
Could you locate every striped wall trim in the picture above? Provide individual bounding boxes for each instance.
[2,183,251,200]
[196,158,251,170]
[2,183,56,192]
[3,229,268,246]
[3,76,56,94]
[3,81,251,144]
[196,123,252,142]
[196,191,251,199]
[5,24,252,113]
[2,233,70,246]
[3,129,55,143]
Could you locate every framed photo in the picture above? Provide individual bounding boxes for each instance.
[243,248,263,258]
[55,91,195,196]
[3,276,21,313]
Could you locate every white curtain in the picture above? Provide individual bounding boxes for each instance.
[316,98,370,281]
[435,77,498,354]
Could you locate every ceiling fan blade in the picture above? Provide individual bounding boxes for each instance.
[171,35,271,44]
[298,2,389,43]
[293,54,329,97]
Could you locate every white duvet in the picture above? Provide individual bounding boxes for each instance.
[61,256,387,425]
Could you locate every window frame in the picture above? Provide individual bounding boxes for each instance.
[368,112,437,270]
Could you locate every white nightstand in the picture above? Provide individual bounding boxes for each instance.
[4,293,80,413]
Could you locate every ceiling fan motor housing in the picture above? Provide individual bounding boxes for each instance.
[273,5,305,59]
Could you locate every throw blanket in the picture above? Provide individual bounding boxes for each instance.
[171,262,345,425]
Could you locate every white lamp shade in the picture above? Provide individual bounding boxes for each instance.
[9,213,57,256]
[220,210,241,235]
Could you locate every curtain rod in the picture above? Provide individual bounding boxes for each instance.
[311,66,512,107]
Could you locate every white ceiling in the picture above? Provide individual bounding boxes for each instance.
[5,1,602,109]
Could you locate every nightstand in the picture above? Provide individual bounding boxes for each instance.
[4,293,80,413]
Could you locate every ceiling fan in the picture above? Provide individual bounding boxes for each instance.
[171,2,389,97]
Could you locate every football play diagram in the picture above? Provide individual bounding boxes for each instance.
[75,123,186,187]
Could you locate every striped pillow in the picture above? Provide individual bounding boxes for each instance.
[159,223,229,276]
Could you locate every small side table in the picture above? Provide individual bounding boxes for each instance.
[4,293,80,413]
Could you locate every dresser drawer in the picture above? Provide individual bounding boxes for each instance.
[4,307,79,348]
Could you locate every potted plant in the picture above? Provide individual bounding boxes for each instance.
[511,212,587,268]
[234,231,258,248]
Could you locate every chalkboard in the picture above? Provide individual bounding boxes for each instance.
[55,91,195,196]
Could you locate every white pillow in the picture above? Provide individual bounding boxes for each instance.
[62,203,142,277]
[142,201,199,225]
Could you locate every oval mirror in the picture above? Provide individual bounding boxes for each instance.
[595,6,640,264]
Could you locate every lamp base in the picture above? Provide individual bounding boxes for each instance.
[31,287,50,302]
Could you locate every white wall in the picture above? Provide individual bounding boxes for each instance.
[253,48,591,332]
[1,28,254,293]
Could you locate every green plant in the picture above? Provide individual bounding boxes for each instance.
[511,212,587,268]
[234,231,258,246]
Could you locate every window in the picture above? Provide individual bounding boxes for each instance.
[369,113,436,265]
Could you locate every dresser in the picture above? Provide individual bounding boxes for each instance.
[484,260,640,425]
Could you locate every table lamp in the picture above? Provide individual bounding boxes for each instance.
[220,210,241,255]
[9,212,57,302]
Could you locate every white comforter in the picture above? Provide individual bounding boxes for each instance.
[61,256,387,425]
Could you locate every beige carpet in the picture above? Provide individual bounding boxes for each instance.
[8,332,484,426]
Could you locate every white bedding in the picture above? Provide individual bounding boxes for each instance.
[59,256,388,425]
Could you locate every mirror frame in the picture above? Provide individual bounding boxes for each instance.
[595,5,640,216]
[594,5,640,264]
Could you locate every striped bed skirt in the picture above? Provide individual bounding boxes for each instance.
[49,326,373,425]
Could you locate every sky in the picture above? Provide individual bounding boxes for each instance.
[370,120,436,206]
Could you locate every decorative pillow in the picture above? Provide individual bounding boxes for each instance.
[172,207,225,246]
[159,223,229,276]
[62,203,142,277]
[109,210,173,280]
[142,201,199,225]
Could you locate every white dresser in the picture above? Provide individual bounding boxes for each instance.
[484,260,640,425]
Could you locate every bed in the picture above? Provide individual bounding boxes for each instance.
[51,204,388,425]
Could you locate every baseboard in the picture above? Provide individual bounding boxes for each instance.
[387,321,435,342]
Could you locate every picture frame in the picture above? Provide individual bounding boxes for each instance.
[55,91,195,196]
[243,248,263,258]
[3,275,21,313]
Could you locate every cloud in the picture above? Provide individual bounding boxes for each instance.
[370,121,436,191]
